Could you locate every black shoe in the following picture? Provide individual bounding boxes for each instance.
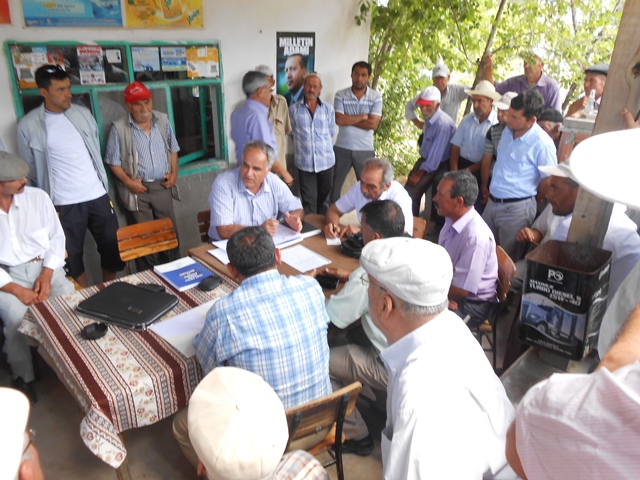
[338,433,374,456]
[11,377,38,404]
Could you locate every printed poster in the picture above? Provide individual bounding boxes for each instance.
[78,46,106,85]
[22,0,123,27]
[132,47,160,72]
[186,46,219,78]
[0,0,11,24]
[11,46,64,89]
[161,47,187,72]
[276,32,316,105]
[125,0,203,28]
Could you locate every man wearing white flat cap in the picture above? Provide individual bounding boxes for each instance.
[359,237,515,479]
[187,367,328,480]
[404,86,456,217]
[0,387,44,480]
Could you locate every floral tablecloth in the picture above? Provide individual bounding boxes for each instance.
[20,269,234,469]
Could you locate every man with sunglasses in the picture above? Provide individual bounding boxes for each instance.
[17,64,124,288]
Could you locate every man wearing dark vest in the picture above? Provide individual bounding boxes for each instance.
[105,81,181,269]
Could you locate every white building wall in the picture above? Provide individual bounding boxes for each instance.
[0,0,371,158]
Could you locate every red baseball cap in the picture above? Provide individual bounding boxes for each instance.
[124,81,152,104]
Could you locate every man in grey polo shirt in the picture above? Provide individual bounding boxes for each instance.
[330,61,382,204]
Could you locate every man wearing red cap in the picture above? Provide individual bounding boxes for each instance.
[105,81,181,269]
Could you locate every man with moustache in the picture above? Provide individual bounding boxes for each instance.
[289,73,337,214]
[283,54,307,106]
[0,152,75,402]
[331,61,383,203]
[105,81,181,269]
[566,64,608,118]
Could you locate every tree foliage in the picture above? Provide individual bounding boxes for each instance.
[357,0,623,176]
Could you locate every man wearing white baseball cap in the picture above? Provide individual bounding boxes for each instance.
[359,237,515,479]
[0,387,44,480]
[404,86,456,218]
[505,129,640,479]
[187,367,328,480]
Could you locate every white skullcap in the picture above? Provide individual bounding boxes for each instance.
[188,367,289,480]
[360,237,452,307]
[0,388,30,480]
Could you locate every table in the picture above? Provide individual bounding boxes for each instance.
[19,268,235,473]
[188,214,361,290]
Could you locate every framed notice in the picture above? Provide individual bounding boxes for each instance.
[186,46,219,78]
[0,0,11,24]
[125,0,203,28]
[276,32,316,105]
[22,0,123,27]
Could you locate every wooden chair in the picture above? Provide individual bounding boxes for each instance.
[475,246,517,369]
[413,216,427,239]
[285,381,362,480]
[117,218,179,273]
[197,209,211,243]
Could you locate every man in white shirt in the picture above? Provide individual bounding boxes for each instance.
[0,152,75,403]
[324,158,413,238]
[360,237,515,479]
[17,64,124,287]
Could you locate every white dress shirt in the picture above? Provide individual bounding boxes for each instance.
[380,310,514,479]
[0,186,66,289]
[516,362,640,479]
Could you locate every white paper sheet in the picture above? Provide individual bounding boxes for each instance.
[326,236,342,246]
[280,245,331,273]
[149,299,218,357]
[208,248,229,265]
[211,239,228,250]
[211,225,303,250]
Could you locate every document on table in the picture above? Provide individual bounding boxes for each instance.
[326,236,342,246]
[149,299,218,357]
[280,245,331,273]
[208,248,229,265]
[211,224,303,250]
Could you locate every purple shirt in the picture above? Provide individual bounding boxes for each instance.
[420,108,456,173]
[439,208,498,302]
[230,99,278,161]
[495,72,561,111]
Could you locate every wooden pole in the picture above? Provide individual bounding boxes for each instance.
[566,0,640,246]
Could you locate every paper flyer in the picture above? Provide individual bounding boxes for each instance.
[125,0,203,28]
[276,32,316,105]
[186,46,219,78]
[11,47,64,89]
[132,46,160,72]
[78,46,106,85]
[161,47,187,72]
[0,0,11,24]
[22,0,123,27]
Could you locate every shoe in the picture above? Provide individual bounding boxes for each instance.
[338,433,374,456]
[11,377,38,404]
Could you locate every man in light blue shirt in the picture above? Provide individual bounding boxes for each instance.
[231,71,293,186]
[404,86,456,217]
[482,90,557,261]
[289,73,337,214]
[208,141,303,240]
[450,80,500,212]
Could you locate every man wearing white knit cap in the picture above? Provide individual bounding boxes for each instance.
[187,367,328,480]
[0,387,44,480]
[359,237,515,479]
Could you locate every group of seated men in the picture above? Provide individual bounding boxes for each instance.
[3,51,640,479]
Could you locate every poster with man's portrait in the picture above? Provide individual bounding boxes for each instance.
[276,32,315,105]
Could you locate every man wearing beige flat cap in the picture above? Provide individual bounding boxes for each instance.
[0,152,75,403]
[449,80,500,211]
[360,237,515,479]
[187,367,329,480]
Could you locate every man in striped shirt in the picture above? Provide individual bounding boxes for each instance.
[105,81,180,269]
[289,73,337,214]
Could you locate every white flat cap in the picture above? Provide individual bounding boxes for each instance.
[539,158,579,183]
[188,367,288,480]
[0,388,30,480]
[494,91,518,111]
[360,237,452,307]
[569,129,640,209]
